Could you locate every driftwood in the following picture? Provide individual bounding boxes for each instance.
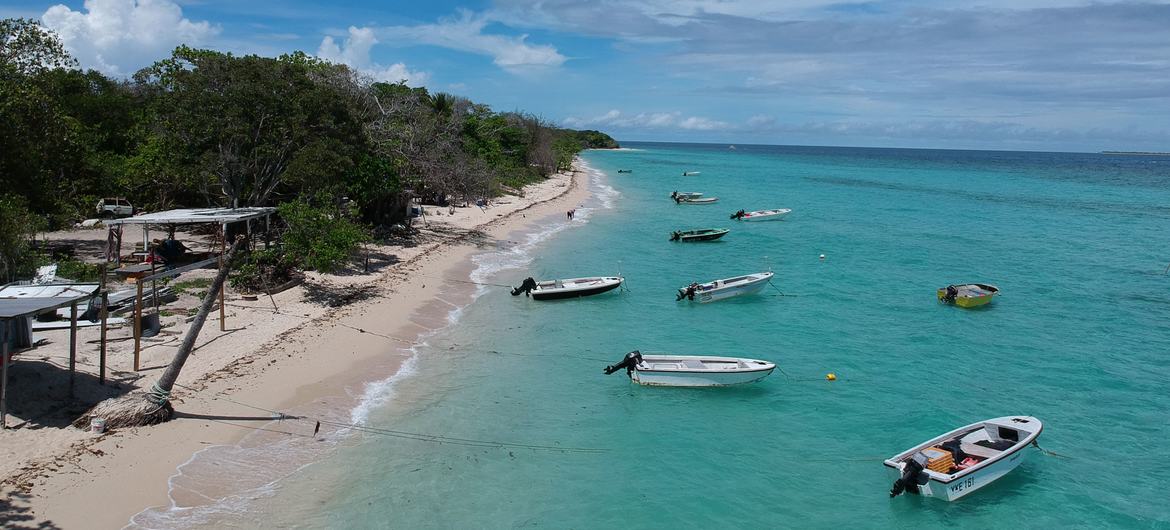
[74,236,246,430]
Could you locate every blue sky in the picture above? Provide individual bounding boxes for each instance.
[6,0,1170,152]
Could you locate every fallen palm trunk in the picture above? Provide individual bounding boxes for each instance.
[74,236,246,430]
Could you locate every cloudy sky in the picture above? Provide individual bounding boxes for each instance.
[6,0,1170,151]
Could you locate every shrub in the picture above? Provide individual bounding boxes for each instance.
[276,200,370,274]
[229,248,297,293]
[0,195,47,282]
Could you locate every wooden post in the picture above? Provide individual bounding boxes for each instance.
[69,301,78,396]
[219,223,226,331]
[134,280,143,371]
[99,290,108,385]
[1,324,8,429]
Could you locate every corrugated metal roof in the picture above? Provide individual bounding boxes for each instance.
[0,284,99,320]
[105,207,275,225]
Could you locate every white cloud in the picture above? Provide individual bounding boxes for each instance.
[41,0,219,76]
[381,10,566,72]
[563,109,730,131]
[317,26,430,86]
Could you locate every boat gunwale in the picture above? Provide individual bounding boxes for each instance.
[883,417,1043,484]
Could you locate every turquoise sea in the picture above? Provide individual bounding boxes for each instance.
[156,143,1170,527]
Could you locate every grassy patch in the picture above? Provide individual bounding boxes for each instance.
[172,277,212,297]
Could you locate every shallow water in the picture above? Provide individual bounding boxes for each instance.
[204,144,1170,527]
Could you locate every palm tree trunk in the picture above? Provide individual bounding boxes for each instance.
[155,235,245,395]
[75,236,246,429]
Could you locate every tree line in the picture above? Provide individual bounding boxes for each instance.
[0,18,617,280]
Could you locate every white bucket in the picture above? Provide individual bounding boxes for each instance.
[90,417,107,434]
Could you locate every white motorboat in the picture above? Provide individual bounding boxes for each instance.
[676,271,773,303]
[886,416,1043,501]
[511,276,623,300]
[670,191,703,200]
[603,351,775,387]
[674,196,719,205]
[731,208,791,221]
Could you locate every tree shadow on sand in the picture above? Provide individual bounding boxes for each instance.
[0,489,61,529]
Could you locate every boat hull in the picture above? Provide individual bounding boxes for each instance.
[676,229,729,242]
[695,277,770,303]
[884,416,1042,502]
[678,198,718,205]
[884,446,1031,501]
[740,209,792,221]
[530,278,623,300]
[632,366,774,387]
[937,284,999,308]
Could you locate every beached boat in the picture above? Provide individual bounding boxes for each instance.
[670,191,703,201]
[730,208,792,221]
[676,271,773,303]
[603,351,776,387]
[670,228,730,242]
[886,416,1043,501]
[511,276,623,300]
[674,196,719,205]
[937,283,999,308]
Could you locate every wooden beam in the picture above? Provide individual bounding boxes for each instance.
[1,325,8,428]
[134,280,143,371]
[137,256,220,283]
[99,291,108,385]
[69,301,77,397]
[219,224,226,332]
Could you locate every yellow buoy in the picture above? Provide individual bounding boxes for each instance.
[826,373,837,381]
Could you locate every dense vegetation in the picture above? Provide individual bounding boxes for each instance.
[0,18,617,280]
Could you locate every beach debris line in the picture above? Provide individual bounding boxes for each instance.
[73,236,247,430]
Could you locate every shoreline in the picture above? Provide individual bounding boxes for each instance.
[7,158,596,528]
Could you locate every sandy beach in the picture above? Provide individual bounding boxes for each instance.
[0,159,593,528]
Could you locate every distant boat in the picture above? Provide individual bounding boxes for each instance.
[682,171,701,176]
[511,276,623,300]
[728,145,737,150]
[677,271,773,303]
[937,283,999,308]
[886,416,1043,501]
[674,196,719,205]
[670,191,703,200]
[731,208,791,221]
[617,169,632,173]
[670,228,730,242]
[603,350,776,387]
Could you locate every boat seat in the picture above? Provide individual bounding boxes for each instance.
[683,360,705,369]
[959,442,1001,459]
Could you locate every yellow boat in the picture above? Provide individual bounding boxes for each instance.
[937,283,999,308]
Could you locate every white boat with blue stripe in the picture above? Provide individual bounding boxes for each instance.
[604,351,776,387]
[676,271,773,303]
[886,416,1043,501]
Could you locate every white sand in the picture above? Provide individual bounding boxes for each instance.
[0,161,592,528]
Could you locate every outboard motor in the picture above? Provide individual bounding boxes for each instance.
[675,283,698,301]
[511,277,538,297]
[889,453,928,498]
[604,350,643,375]
[673,195,682,204]
[670,231,681,241]
[671,191,678,200]
[730,209,745,220]
[942,285,958,303]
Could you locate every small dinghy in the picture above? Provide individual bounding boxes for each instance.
[886,416,1043,501]
[731,208,791,221]
[511,276,623,300]
[674,196,719,205]
[676,271,773,303]
[670,228,729,242]
[670,191,703,201]
[603,351,775,387]
[938,283,999,308]
[682,171,701,176]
